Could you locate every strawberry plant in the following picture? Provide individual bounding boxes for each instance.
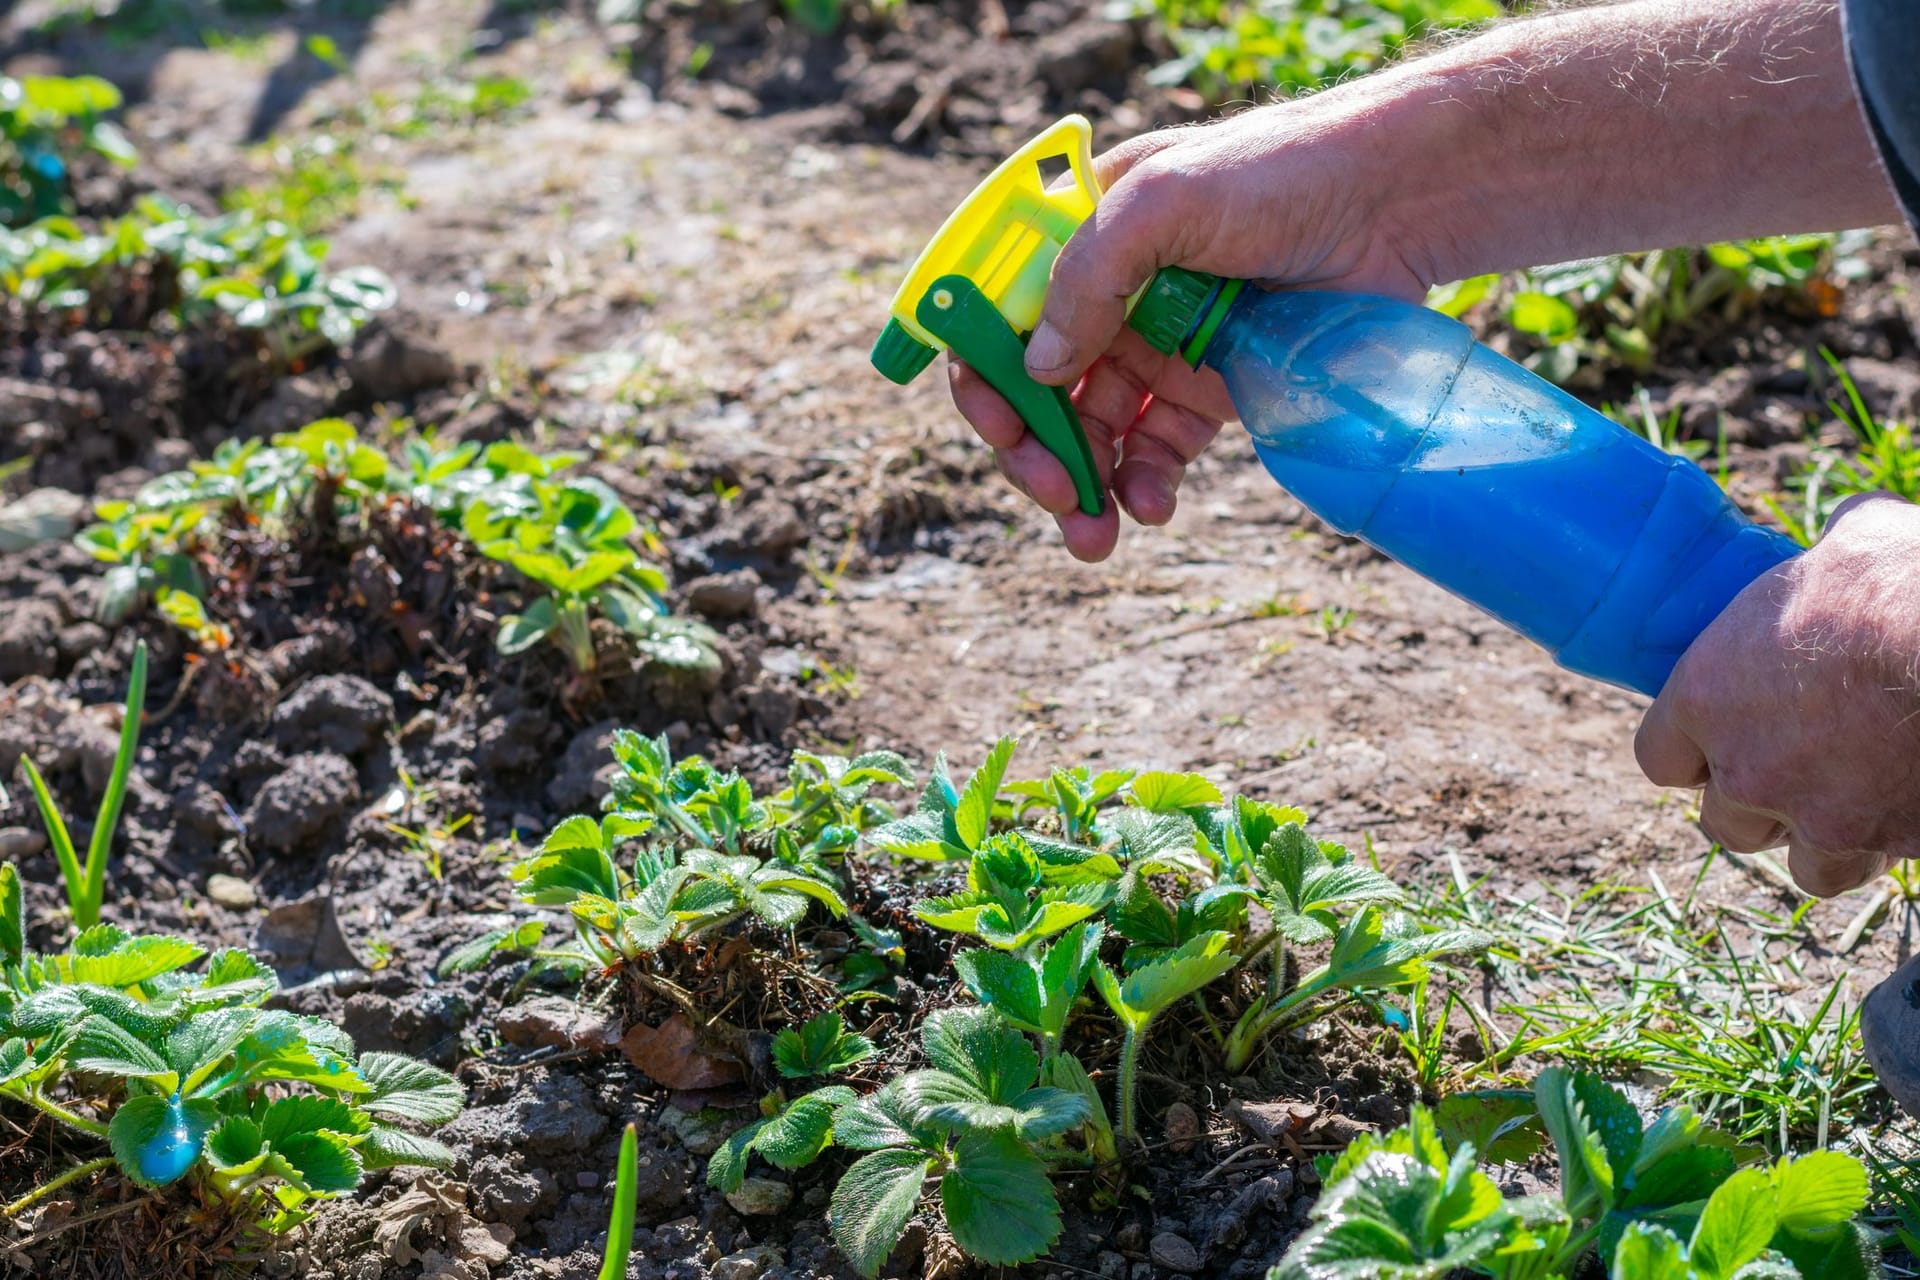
[708,1086,858,1192]
[1274,1068,1882,1280]
[0,73,136,225]
[0,865,461,1229]
[464,473,718,681]
[1095,932,1239,1142]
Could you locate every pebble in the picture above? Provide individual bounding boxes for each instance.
[497,996,620,1052]
[663,1106,738,1157]
[711,1245,784,1280]
[1163,1101,1202,1153]
[206,874,258,910]
[0,828,47,860]
[1150,1232,1202,1274]
[724,1177,792,1217]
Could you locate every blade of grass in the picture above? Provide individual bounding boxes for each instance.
[18,755,84,922]
[599,1122,638,1280]
[80,641,147,929]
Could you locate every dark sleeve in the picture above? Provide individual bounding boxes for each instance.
[1843,0,1920,233]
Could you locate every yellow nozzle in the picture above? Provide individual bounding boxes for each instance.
[883,115,1101,354]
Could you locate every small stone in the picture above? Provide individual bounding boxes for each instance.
[664,1107,739,1157]
[1150,1232,1202,1274]
[1162,1101,1202,1153]
[724,1177,792,1217]
[497,996,620,1052]
[576,1171,599,1189]
[206,874,257,910]
[1097,1250,1129,1279]
[685,570,762,621]
[0,827,47,860]
[711,1245,783,1280]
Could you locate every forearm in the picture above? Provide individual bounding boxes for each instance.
[1340,0,1905,283]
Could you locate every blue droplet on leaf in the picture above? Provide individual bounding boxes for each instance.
[1381,1008,1411,1032]
[136,1093,201,1185]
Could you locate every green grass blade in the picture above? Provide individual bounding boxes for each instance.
[599,1122,638,1280]
[19,755,84,923]
[81,642,147,930]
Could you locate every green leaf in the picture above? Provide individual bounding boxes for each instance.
[1691,1169,1777,1280]
[1769,1150,1868,1232]
[753,1087,856,1169]
[110,1093,218,1188]
[1611,1222,1695,1280]
[167,1008,259,1090]
[1110,872,1179,949]
[954,738,1016,850]
[1535,1067,1616,1217]
[708,1118,767,1193]
[920,1007,1037,1103]
[954,949,1046,1034]
[205,1116,267,1171]
[496,597,558,654]
[941,1131,1062,1266]
[1129,771,1222,814]
[1097,931,1237,1027]
[357,1052,464,1123]
[1434,1090,1548,1167]
[601,1124,639,1280]
[1508,291,1580,343]
[359,1124,457,1171]
[1570,1072,1643,1192]
[275,1130,364,1194]
[69,1014,174,1086]
[1625,1145,1738,1212]
[771,1011,876,1079]
[187,949,278,1008]
[834,1080,936,1152]
[438,920,546,976]
[832,1148,932,1278]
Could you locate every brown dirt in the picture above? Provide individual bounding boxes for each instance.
[4,1,1920,1278]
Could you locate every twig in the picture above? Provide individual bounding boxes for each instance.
[1194,1141,1282,1187]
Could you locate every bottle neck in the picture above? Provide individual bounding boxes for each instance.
[1123,266,1246,369]
[1178,277,1245,369]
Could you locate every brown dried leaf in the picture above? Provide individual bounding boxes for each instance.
[621,1013,745,1090]
[1225,1099,1322,1148]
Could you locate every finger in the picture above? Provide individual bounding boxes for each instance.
[1091,128,1190,190]
[949,359,1028,451]
[1114,399,1222,526]
[1787,837,1891,897]
[1698,783,1788,853]
[1027,155,1202,389]
[1822,489,1909,534]
[1055,503,1122,563]
[1635,693,1710,789]
[995,433,1084,517]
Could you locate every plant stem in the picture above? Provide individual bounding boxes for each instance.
[1117,1026,1143,1144]
[0,1156,114,1218]
[24,1091,110,1139]
[83,640,147,929]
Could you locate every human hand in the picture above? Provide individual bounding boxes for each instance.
[949,96,1445,561]
[1636,493,1920,895]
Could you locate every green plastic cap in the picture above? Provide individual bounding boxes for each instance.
[871,318,939,385]
[1128,265,1226,359]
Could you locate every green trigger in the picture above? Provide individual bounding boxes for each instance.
[916,275,1106,517]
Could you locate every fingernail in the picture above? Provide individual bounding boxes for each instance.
[1025,322,1071,375]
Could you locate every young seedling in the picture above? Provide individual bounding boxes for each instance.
[599,1123,638,1280]
[952,921,1102,1058]
[1093,931,1238,1143]
[771,1010,875,1079]
[18,640,147,930]
[708,1086,858,1193]
[868,736,1015,862]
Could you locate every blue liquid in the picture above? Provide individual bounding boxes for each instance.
[1203,291,1798,696]
[137,1093,201,1185]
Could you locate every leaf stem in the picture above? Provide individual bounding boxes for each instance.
[24,1091,110,1139]
[0,1156,115,1218]
[1117,1026,1143,1144]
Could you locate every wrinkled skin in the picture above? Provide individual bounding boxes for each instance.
[1636,493,1920,895]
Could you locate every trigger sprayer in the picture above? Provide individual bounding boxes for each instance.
[871,116,1800,697]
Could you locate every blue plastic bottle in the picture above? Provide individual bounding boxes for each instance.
[1187,290,1799,696]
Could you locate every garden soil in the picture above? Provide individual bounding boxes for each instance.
[3,1,1920,1277]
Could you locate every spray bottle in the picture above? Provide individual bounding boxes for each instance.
[870,116,1800,697]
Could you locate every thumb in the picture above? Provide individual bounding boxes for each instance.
[1026,157,1197,388]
